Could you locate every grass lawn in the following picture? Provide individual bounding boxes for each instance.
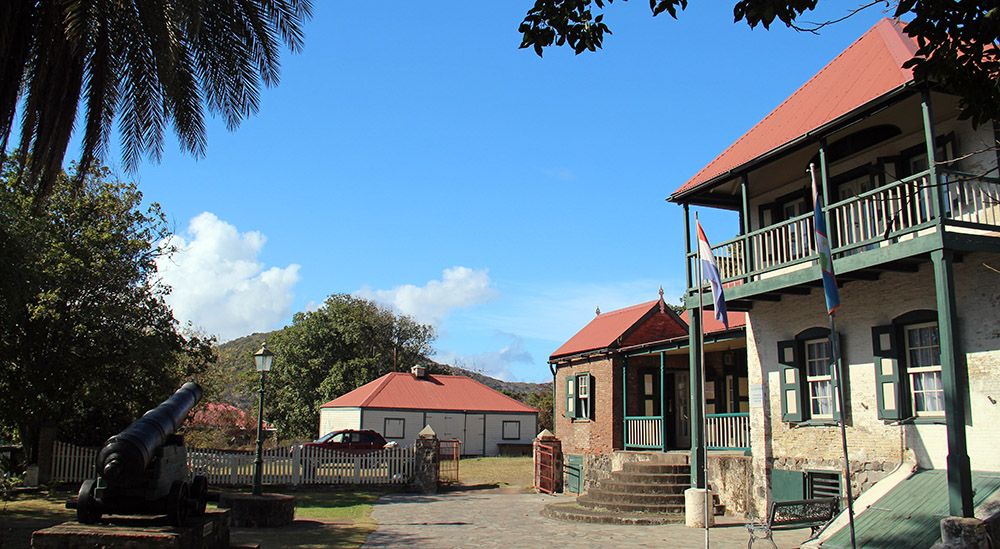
[0,488,75,548]
[459,456,534,491]
[0,486,388,549]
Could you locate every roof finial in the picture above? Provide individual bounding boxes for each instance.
[658,286,666,313]
[595,306,601,316]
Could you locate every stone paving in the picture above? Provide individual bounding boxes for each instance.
[365,488,813,548]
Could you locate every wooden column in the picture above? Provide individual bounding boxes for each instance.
[622,356,628,449]
[932,249,974,517]
[741,174,752,281]
[684,203,693,291]
[660,352,667,453]
[689,311,705,488]
[922,88,943,222]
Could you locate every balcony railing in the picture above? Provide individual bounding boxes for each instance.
[624,416,662,449]
[688,170,1000,288]
[705,412,750,451]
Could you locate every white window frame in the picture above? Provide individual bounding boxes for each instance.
[502,420,521,440]
[904,321,944,417]
[384,417,405,439]
[576,374,591,420]
[804,337,835,420]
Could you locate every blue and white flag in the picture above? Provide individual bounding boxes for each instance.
[810,163,841,315]
[696,220,729,329]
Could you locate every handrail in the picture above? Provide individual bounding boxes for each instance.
[705,412,750,418]
[825,169,931,210]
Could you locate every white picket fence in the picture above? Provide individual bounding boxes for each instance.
[50,441,416,486]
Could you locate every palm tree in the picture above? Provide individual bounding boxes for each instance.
[0,0,312,206]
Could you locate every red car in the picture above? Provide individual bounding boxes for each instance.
[304,429,390,452]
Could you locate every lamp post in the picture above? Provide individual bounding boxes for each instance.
[251,343,274,496]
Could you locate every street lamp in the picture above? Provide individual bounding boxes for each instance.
[251,343,274,496]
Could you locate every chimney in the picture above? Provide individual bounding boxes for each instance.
[411,364,426,378]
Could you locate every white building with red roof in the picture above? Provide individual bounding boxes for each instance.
[318,367,538,456]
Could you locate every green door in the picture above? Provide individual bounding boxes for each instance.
[565,454,584,494]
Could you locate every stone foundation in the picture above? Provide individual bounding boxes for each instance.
[32,510,230,548]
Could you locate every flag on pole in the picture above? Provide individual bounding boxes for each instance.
[810,163,841,315]
[695,220,729,329]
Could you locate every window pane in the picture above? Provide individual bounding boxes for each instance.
[811,380,833,416]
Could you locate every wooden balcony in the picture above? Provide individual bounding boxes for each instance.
[686,169,1000,308]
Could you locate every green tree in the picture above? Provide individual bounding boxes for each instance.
[0,162,214,460]
[523,391,555,433]
[518,1,1000,125]
[264,295,435,439]
[0,0,313,206]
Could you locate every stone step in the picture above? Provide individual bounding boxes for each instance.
[611,472,691,485]
[584,490,686,505]
[577,495,687,514]
[620,462,690,474]
[596,480,690,494]
[541,501,685,525]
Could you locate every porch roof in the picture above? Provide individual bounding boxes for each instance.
[549,298,687,361]
[669,18,918,202]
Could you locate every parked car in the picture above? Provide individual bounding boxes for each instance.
[303,429,391,452]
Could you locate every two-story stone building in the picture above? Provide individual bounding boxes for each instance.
[670,18,1000,546]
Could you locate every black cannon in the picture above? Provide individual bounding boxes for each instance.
[70,382,209,526]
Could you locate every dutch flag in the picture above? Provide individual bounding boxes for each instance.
[696,220,729,329]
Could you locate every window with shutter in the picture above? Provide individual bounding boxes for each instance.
[576,374,591,420]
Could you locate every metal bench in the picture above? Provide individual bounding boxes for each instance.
[746,497,840,548]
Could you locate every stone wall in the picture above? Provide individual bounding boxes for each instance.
[554,357,622,454]
[746,252,1000,515]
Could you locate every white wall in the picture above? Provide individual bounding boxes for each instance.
[360,409,425,448]
[746,252,1000,512]
[318,407,361,438]
[484,413,537,456]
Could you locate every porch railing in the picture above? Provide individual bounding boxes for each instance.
[705,412,750,451]
[624,416,662,449]
[688,170,1000,289]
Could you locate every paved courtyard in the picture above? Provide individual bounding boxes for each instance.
[365,488,812,548]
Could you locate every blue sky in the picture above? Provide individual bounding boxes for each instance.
[109,2,891,382]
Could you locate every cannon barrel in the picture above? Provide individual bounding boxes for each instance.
[96,382,202,484]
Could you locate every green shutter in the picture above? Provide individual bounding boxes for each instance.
[778,339,804,422]
[872,325,903,420]
[588,374,595,420]
[771,468,805,502]
[565,376,575,418]
[832,332,847,422]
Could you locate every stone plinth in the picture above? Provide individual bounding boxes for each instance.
[217,492,295,528]
[31,510,230,548]
[684,488,716,528]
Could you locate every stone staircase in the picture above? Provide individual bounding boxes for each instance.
[542,458,725,525]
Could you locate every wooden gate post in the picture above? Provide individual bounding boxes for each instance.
[533,429,562,494]
[410,425,439,494]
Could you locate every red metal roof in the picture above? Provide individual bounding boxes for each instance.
[680,309,746,335]
[319,372,539,414]
[549,299,688,359]
[671,19,918,200]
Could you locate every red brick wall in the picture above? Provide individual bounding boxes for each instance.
[554,357,622,454]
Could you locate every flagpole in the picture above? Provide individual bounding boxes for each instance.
[810,163,857,549]
[830,312,857,548]
[695,212,710,549]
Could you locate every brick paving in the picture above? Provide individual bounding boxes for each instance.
[365,488,813,548]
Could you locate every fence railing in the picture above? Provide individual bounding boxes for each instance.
[49,441,416,486]
[438,439,460,484]
[705,413,750,451]
[943,171,1000,227]
[624,416,662,449]
[51,440,98,483]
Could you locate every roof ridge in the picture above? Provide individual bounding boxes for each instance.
[359,372,398,408]
[600,299,659,316]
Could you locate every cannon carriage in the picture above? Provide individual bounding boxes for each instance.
[69,382,209,526]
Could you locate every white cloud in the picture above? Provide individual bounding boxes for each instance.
[355,266,497,326]
[156,212,300,341]
[435,333,534,381]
